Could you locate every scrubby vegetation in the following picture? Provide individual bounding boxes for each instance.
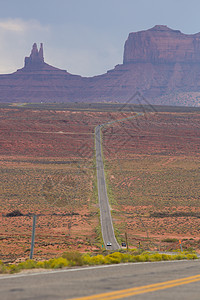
[102,112,200,251]
[0,250,198,274]
[0,108,134,260]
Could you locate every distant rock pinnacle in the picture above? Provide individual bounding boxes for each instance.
[24,43,44,70]
[18,43,67,73]
[0,26,200,106]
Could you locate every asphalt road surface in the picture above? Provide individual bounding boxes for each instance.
[95,124,119,250]
[1,260,200,299]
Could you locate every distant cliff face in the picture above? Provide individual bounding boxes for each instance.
[0,27,200,106]
[123,25,200,64]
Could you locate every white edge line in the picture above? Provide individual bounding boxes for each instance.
[0,260,198,280]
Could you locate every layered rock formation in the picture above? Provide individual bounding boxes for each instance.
[123,25,200,64]
[0,43,84,103]
[1,26,200,106]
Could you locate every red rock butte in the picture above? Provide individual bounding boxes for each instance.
[123,25,200,64]
[17,42,67,74]
[1,25,200,106]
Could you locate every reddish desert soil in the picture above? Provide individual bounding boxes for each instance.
[0,108,131,158]
[0,108,134,261]
[1,207,99,262]
[103,112,200,252]
[1,108,200,260]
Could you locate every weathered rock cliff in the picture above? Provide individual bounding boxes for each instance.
[123,25,200,64]
[1,26,200,106]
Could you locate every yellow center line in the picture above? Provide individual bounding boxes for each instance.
[69,274,200,300]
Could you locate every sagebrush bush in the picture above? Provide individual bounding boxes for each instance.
[18,260,37,270]
[83,254,105,265]
[105,252,124,264]
[186,253,198,260]
[48,257,69,269]
[173,254,187,260]
[0,260,8,274]
[0,251,198,274]
[62,251,83,266]
[36,261,45,268]
[8,264,20,273]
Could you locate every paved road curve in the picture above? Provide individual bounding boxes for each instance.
[1,260,200,299]
[95,124,120,250]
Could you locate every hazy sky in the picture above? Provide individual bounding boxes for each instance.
[1,0,200,76]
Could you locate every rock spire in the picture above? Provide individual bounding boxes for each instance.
[0,26,200,106]
[24,43,44,69]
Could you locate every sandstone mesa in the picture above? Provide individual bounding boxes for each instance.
[1,25,200,106]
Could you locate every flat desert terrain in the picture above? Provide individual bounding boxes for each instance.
[102,111,200,252]
[0,106,134,261]
[0,104,199,261]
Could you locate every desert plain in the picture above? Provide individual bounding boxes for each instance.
[0,103,200,262]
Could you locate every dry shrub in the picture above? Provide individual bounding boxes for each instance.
[62,251,83,266]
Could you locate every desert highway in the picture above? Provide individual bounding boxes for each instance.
[1,260,200,299]
[95,114,143,250]
[95,124,120,250]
